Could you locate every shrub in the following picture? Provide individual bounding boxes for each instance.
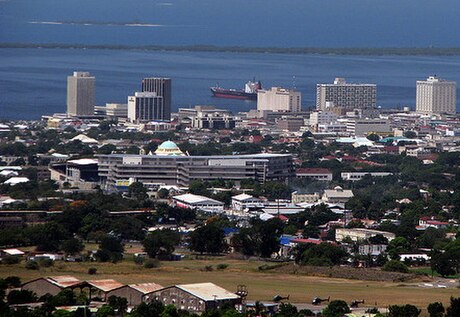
[144,259,160,269]
[216,263,229,270]
[201,265,213,272]
[88,267,97,275]
[383,260,409,273]
[134,256,145,265]
[2,256,20,265]
[25,260,39,270]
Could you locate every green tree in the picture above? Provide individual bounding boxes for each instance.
[388,304,421,317]
[96,236,124,263]
[190,223,227,254]
[143,230,180,259]
[322,300,350,317]
[96,305,115,317]
[446,297,460,317]
[300,243,348,266]
[427,302,445,317]
[128,182,148,201]
[61,238,84,255]
[7,290,37,304]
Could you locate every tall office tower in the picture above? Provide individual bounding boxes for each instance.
[257,87,301,112]
[316,78,376,111]
[416,76,457,114]
[67,71,95,116]
[127,92,166,122]
[141,77,171,120]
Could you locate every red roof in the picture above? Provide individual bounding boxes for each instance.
[426,220,449,225]
[275,215,289,222]
[296,168,332,175]
[291,238,322,245]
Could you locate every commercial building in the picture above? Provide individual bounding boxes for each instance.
[309,111,339,126]
[316,78,376,111]
[94,103,128,119]
[173,194,225,213]
[141,78,172,120]
[335,228,395,242]
[189,107,236,130]
[416,76,456,114]
[97,142,293,190]
[49,158,100,190]
[276,116,305,132]
[231,194,264,211]
[346,118,391,136]
[150,282,241,314]
[127,92,166,123]
[67,72,95,116]
[257,87,301,112]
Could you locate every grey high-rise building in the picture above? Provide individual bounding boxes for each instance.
[67,71,95,116]
[141,77,171,120]
[316,78,376,111]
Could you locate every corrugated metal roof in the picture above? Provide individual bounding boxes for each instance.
[129,282,163,294]
[176,282,239,301]
[48,276,81,288]
[86,279,124,292]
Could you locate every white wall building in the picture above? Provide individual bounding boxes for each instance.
[335,228,395,242]
[257,87,301,112]
[341,172,393,181]
[172,194,224,213]
[416,76,456,114]
[309,111,339,126]
[231,194,264,211]
[127,92,166,123]
[346,118,391,136]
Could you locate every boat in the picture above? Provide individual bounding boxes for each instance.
[210,80,262,100]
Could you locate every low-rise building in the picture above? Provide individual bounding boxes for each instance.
[231,194,263,211]
[340,172,393,181]
[296,168,333,181]
[22,276,81,297]
[322,186,354,204]
[173,194,225,213]
[335,228,395,242]
[291,192,321,204]
[150,282,241,314]
[107,282,163,306]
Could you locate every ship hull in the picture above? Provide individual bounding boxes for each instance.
[210,88,257,100]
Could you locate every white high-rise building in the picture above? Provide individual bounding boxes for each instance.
[316,78,376,111]
[127,92,165,123]
[416,76,456,115]
[257,87,301,112]
[67,72,95,116]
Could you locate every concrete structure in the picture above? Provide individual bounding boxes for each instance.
[141,78,171,120]
[22,276,81,297]
[416,76,456,114]
[107,283,163,306]
[97,152,293,190]
[341,172,393,181]
[335,228,395,242]
[309,111,339,126]
[150,283,241,314]
[67,72,95,116]
[322,186,354,204]
[276,116,305,131]
[187,107,236,130]
[346,118,391,136]
[231,194,264,211]
[172,194,225,213]
[49,158,100,190]
[257,87,301,112]
[358,244,388,256]
[296,168,333,181]
[291,192,321,204]
[316,78,376,111]
[94,103,128,119]
[128,92,167,123]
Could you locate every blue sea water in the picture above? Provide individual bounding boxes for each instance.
[1,0,460,119]
[1,48,460,120]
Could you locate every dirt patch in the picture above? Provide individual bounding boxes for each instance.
[272,264,418,282]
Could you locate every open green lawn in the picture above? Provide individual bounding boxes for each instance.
[411,266,460,279]
[1,257,459,312]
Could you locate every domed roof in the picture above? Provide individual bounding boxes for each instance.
[158,140,180,150]
[154,140,185,156]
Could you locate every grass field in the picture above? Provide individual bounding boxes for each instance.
[1,256,459,314]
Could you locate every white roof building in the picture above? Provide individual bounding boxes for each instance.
[322,186,354,203]
[173,194,224,213]
[4,177,30,185]
[231,193,263,211]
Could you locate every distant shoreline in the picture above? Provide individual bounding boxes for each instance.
[2,43,460,56]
